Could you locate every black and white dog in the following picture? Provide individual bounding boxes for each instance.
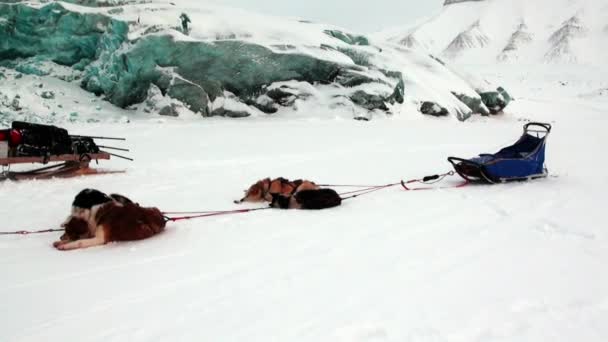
[270,189,342,210]
[71,189,133,209]
[54,189,164,251]
[62,189,133,231]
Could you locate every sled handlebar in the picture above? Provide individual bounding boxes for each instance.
[447,157,481,169]
[524,122,551,134]
[447,157,496,183]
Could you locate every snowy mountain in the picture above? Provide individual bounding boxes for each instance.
[497,21,533,62]
[380,0,608,66]
[443,20,490,59]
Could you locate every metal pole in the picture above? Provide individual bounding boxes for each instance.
[101,151,134,161]
[71,135,126,141]
[97,145,130,152]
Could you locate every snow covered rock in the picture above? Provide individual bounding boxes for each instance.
[158,103,180,117]
[10,95,22,111]
[323,30,370,46]
[349,90,389,112]
[452,92,488,116]
[420,101,449,117]
[479,90,507,114]
[443,0,485,5]
[40,91,55,99]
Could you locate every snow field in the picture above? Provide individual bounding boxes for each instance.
[1,74,608,340]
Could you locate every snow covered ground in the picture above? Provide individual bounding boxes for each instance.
[1,64,608,341]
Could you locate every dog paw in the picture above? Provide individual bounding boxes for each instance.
[53,240,66,248]
[56,243,72,251]
[54,241,76,250]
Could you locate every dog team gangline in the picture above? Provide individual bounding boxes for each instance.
[0,171,468,236]
[1,122,551,236]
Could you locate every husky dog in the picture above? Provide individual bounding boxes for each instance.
[53,189,165,251]
[270,189,342,210]
[236,177,319,203]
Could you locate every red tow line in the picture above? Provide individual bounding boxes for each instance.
[0,228,64,236]
[163,207,272,222]
[327,171,469,200]
[1,172,468,235]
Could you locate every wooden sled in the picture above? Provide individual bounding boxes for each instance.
[1,121,131,182]
[0,153,124,181]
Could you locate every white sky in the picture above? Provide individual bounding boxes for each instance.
[211,0,444,33]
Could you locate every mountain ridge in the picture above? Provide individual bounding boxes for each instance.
[382,0,607,66]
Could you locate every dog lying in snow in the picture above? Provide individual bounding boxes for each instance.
[53,189,165,251]
[270,189,342,210]
[235,177,319,203]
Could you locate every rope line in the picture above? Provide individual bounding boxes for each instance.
[2,171,468,236]
[163,207,271,222]
[0,228,64,236]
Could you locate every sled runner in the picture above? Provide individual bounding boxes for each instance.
[448,122,551,183]
[0,121,130,181]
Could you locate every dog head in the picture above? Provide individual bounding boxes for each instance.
[62,189,113,229]
[60,216,91,241]
[236,178,271,203]
[72,189,113,210]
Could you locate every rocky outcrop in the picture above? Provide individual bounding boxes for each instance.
[452,92,490,116]
[443,21,490,58]
[443,0,485,6]
[498,22,533,61]
[398,35,422,49]
[545,16,587,62]
[323,30,370,46]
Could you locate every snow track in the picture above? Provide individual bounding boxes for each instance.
[1,72,608,341]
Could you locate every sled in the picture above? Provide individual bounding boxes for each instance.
[448,122,551,183]
[0,121,130,181]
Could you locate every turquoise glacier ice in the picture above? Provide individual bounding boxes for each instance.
[1,2,404,118]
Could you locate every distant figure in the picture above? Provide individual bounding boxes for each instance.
[180,13,191,35]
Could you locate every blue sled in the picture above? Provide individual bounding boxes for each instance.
[448,122,551,183]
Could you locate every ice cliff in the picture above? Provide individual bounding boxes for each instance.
[1,0,496,122]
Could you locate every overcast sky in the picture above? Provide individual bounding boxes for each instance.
[213,0,444,33]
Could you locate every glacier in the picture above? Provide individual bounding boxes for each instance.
[0,0,507,122]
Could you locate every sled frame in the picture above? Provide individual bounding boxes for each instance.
[0,152,122,181]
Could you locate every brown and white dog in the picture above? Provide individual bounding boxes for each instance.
[53,189,165,251]
[235,177,319,204]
